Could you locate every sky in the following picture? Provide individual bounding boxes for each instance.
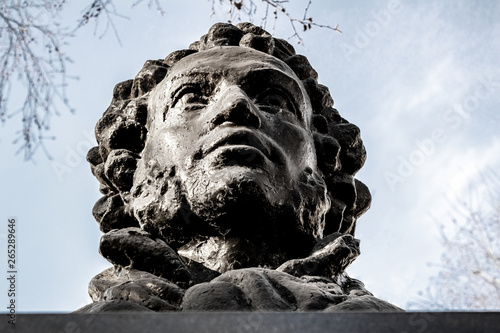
[0,0,499,312]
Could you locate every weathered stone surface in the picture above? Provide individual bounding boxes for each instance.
[92,194,139,233]
[212,269,342,311]
[354,179,371,218]
[75,299,153,313]
[277,233,360,278]
[99,228,192,288]
[302,78,334,110]
[181,267,376,312]
[102,281,179,311]
[86,146,102,166]
[182,281,252,311]
[285,55,318,80]
[236,22,270,36]
[130,60,168,98]
[89,267,184,307]
[332,123,367,175]
[314,133,341,174]
[10,313,500,332]
[239,33,275,54]
[164,49,196,66]
[95,112,147,156]
[325,295,404,312]
[80,22,398,313]
[206,23,244,47]
[272,37,296,59]
[112,79,133,100]
[103,149,139,192]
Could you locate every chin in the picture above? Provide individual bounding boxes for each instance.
[131,164,330,257]
[190,163,285,200]
[190,173,279,226]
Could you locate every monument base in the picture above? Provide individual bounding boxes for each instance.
[2,312,498,332]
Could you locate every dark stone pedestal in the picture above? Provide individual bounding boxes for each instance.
[1,312,499,332]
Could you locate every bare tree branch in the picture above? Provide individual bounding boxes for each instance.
[409,169,500,310]
[132,0,165,16]
[74,0,129,46]
[211,0,341,44]
[0,0,74,160]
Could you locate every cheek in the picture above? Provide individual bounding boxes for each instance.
[158,110,208,168]
[267,117,316,165]
[160,130,194,168]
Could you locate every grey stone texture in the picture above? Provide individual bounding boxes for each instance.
[4,313,500,332]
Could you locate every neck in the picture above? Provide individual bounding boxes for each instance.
[177,235,287,274]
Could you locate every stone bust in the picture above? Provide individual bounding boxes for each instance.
[79,22,402,312]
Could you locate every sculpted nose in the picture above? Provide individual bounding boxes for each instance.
[209,89,261,130]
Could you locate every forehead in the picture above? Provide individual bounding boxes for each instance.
[166,46,300,85]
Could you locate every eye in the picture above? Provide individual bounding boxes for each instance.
[255,88,301,120]
[172,85,209,111]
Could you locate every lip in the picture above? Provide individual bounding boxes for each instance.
[198,128,272,161]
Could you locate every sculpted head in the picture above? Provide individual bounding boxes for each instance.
[87,23,371,270]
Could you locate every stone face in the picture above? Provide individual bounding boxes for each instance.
[78,22,401,313]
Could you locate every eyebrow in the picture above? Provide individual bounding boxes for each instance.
[168,66,301,92]
[245,67,300,84]
[239,68,304,98]
[167,73,221,103]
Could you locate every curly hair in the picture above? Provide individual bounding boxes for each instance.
[86,22,371,241]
